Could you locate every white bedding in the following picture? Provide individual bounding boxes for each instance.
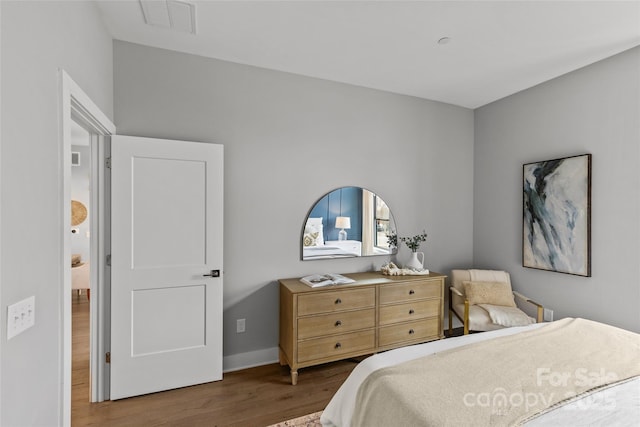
[321,322,640,427]
[303,245,359,259]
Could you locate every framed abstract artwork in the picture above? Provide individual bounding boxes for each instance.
[523,154,591,276]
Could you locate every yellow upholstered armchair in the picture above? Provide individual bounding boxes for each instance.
[448,269,544,335]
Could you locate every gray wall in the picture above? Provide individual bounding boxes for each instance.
[474,46,640,332]
[2,3,637,423]
[1,1,113,425]
[113,41,475,360]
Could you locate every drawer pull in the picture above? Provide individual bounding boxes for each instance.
[409,290,415,295]
[335,298,342,305]
[409,329,415,335]
[335,320,342,327]
[335,342,342,349]
[409,309,415,315]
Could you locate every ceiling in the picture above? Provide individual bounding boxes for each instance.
[96,1,640,109]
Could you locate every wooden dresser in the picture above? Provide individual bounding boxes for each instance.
[279,271,445,384]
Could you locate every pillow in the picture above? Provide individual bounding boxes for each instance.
[72,254,82,267]
[306,217,323,226]
[304,217,325,246]
[462,280,516,307]
[303,232,320,247]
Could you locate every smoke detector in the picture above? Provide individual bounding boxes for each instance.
[139,0,197,34]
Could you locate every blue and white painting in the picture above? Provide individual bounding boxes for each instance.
[523,154,591,276]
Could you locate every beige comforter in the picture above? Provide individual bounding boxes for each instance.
[352,318,640,426]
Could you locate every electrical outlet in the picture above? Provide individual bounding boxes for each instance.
[236,318,246,333]
[544,308,554,322]
[7,296,35,339]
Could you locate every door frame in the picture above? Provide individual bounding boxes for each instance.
[60,70,115,425]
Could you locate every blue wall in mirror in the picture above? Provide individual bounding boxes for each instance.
[309,186,363,241]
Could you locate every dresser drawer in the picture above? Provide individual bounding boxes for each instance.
[298,288,375,316]
[379,280,441,304]
[298,308,375,340]
[379,299,440,326]
[298,330,375,363]
[378,318,440,347]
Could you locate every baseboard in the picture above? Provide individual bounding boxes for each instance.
[223,347,279,373]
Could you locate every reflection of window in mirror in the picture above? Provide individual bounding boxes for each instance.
[361,191,392,255]
[375,196,391,249]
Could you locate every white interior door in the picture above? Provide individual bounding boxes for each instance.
[110,135,223,400]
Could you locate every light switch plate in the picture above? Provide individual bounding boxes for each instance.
[236,318,246,333]
[7,296,35,339]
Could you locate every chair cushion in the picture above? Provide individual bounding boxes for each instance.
[71,261,90,290]
[462,280,516,307]
[452,304,504,332]
[477,304,535,327]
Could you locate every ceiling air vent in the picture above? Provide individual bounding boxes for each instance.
[139,0,197,34]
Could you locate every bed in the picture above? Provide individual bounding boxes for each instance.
[303,217,361,259]
[321,318,640,426]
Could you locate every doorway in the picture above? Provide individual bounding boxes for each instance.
[70,119,92,407]
[61,71,224,421]
[61,70,115,424]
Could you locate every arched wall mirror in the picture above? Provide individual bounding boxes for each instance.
[302,187,397,260]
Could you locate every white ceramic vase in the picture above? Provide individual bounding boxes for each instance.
[406,251,424,270]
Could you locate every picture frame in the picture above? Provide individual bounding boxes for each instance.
[523,153,591,276]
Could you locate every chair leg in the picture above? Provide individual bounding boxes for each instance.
[448,309,453,336]
[463,301,470,335]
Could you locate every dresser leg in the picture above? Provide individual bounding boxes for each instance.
[291,370,298,385]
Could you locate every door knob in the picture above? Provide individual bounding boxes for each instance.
[203,270,220,277]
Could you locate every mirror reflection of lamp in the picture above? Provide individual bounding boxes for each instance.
[335,216,351,241]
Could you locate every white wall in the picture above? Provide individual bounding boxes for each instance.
[474,46,640,332]
[113,41,475,361]
[71,145,91,263]
[0,2,113,425]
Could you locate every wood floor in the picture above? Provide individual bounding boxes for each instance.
[71,296,358,426]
